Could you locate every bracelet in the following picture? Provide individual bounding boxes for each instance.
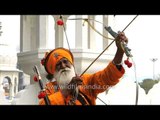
[112,61,122,71]
[112,61,122,65]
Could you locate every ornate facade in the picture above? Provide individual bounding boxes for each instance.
[18,15,115,84]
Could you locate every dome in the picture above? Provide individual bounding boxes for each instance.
[0,44,18,70]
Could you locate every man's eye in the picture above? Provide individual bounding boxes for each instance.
[63,60,68,64]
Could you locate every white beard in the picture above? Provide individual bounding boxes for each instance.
[54,65,76,90]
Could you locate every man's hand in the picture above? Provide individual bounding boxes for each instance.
[115,31,128,52]
[67,75,83,95]
[61,75,82,98]
[113,31,128,65]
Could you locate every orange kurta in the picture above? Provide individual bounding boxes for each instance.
[45,81,58,95]
[39,61,125,105]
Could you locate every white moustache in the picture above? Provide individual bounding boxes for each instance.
[60,67,71,73]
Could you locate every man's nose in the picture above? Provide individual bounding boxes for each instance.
[60,61,67,69]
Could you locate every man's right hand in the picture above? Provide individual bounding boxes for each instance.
[61,75,82,98]
[67,75,83,95]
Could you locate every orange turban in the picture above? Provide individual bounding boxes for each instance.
[42,47,74,75]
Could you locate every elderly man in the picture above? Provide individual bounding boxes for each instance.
[39,31,128,105]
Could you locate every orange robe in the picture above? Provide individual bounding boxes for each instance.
[39,61,125,105]
[45,81,58,95]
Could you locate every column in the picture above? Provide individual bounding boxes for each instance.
[75,15,84,49]
[103,15,109,49]
[20,16,23,52]
[53,15,64,48]
[38,15,49,49]
[88,15,96,50]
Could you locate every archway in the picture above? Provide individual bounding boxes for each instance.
[2,76,12,99]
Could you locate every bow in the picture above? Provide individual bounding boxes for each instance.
[58,15,139,105]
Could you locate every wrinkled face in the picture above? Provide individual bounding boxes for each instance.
[54,58,75,89]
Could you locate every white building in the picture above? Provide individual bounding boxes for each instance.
[1,15,149,105]
[15,15,116,104]
[0,18,30,104]
[0,41,20,102]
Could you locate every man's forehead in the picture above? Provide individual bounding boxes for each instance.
[57,58,68,64]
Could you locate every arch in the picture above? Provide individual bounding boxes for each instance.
[2,76,12,99]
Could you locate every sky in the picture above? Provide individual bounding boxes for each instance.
[113,15,160,82]
[1,15,160,82]
[0,15,20,51]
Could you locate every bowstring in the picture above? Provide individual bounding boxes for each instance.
[62,15,138,105]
